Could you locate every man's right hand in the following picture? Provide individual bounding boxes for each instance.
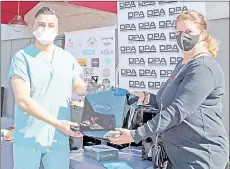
[56,120,83,137]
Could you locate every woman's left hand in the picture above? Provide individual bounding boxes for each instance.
[110,128,134,145]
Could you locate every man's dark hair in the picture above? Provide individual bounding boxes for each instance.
[35,7,56,18]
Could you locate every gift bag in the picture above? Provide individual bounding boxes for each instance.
[128,105,159,160]
[128,105,159,130]
[128,105,168,168]
[79,87,139,138]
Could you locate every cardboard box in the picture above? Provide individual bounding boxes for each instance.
[84,145,119,161]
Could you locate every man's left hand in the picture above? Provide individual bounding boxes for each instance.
[110,128,134,145]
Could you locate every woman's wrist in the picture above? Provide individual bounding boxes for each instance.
[130,130,136,143]
[143,91,150,105]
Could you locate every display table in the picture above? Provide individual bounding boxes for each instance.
[1,139,151,169]
[70,147,151,169]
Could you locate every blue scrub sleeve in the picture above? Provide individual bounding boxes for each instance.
[8,52,30,83]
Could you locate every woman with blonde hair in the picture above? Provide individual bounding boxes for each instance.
[110,10,229,169]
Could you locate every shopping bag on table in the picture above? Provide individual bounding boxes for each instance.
[79,87,139,139]
[128,105,168,168]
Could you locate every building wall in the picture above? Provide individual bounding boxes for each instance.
[1,38,32,117]
[205,2,229,20]
[206,2,229,136]
[1,24,33,41]
[208,18,229,136]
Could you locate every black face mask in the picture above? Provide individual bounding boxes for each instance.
[176,32,200,51]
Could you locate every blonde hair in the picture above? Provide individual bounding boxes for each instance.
[176,10,219,57]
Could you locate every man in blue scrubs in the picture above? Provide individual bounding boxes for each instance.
[9,7,87,169]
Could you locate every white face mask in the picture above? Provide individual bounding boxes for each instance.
[33,27,57,45]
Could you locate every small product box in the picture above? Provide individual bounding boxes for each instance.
[84,145,119,162]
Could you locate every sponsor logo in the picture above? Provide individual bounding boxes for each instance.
[160,70,172,78]
[91,58,99,67]
[147,33,166,41]
[120,46,136,54]
[87,37,97,48]
[91,76,99,83]
[101,37,113,46]
[148,82,164,89]
[120,23,136,31]
[159,20,176,28]
[102,79,111,88]
[104,57,112,64]
[77,58,87,67]
[129,81,146,88]
[102,79,110,84]
[138,1,156,6]
[129,58,145,65]
[128,34,145,41]
[128,11,145,19]
[82,50,96,55]
[66,39,74,48]
[139,22,156,30]
[159,44,179,52]
[84,68,94,77]
[147,9,166,17]
[119,1,136,9]
[169,6,188,15]
[101,49,114,56]
[102,68,111,78]
[92,102,113,113]
[148,58,167,65]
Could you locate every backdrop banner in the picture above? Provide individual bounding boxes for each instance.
[117,1,206,94]
[64,26,116,99]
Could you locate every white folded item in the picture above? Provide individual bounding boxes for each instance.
[1,128,14,140]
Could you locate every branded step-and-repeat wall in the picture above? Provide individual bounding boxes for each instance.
[117,1,206,93]
[65,26,116,87]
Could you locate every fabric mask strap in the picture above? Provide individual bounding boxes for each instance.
[197,30,208,43]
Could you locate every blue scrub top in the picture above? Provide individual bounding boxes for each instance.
[8,44,82,148]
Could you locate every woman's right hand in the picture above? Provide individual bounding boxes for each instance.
[131,91,145,103]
